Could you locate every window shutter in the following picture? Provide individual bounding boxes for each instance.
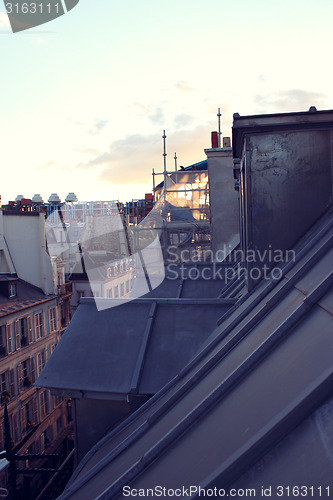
[40,432,45,453]
[6,325,12,354]
[40,313,44,338]
[12,413,19,443]
[30,357,36,383]
[54,307,58,331]
[27,316,33,344]
[9,369,16,397]
[14,320,20,350]
[39,392,45,420]
[45,391,49,415]
[20,407,26,435]
[37,353,42,376]
[17,363,23,392]
[32,396,38,424]
[48,309,52,333]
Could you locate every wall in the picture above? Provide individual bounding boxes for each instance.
[2,212,54,294]
[240,129,333,288]
[73,398,133,464]
[205,147,239,260]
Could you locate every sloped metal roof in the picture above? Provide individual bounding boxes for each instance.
[58,210,333,500]
[36,296,235,398]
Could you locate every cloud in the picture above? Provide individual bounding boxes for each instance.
[76,125,213,187]
[254,89,328,114]
[68,118,108,134]
[88,119,108,135]
[131,103,165,125]
[0,12,10,28]
[74,146,101,156]
[174,114,193,128]
[175,81,196,94]
[39,160,57,170]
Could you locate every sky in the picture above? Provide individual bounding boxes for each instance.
[1,0,333,204]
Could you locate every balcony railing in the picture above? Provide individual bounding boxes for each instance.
[58,282,73,297]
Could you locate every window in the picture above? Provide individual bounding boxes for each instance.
[9,369,16,398]
[107,267,112,278]
[0,373,7,394]
[54,395,62,407]
[15,316,33,349]
[107,288,113,298]
[120,283,124,296]
[49,308,57,332]
[0,326,6,357]
[34,313,43,340]
[56,415,63,433]
[0,372,11,403]
[11,413,20,443]
[20,318,28,346]
[125,280,130,294]
[17,358,35,391]
[24,399,37,430]
[40,391,49,420]
[9,283,16,298]
[114,285,119,298]
[6,325,13,354]
[22,360,32,388]
[37,351,46,376]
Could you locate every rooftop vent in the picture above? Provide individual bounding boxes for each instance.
[223,137,231,148]
[32,194,44,203]
[48,193,61,203]
[65,192,78,203]
[15,195,24,202]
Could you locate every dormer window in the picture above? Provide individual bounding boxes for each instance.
[9,283,17,298]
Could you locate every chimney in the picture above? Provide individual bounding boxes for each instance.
[211,131,219,149]
[232,108,333,290]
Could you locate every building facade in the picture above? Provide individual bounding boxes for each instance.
[0,209,73,497]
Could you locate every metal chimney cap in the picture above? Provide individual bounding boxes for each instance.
[48,193,61,203]
[32,194,44,203]
[65,192,78,203]
[15,195,24,202]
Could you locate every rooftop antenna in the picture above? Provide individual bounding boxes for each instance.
[162,130,167,205]
[217,108,222,148]
[174,152,178,171]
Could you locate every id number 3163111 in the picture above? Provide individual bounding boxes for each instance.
[276,485,330,496]
[5,2,61,14]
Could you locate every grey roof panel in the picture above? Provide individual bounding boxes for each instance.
[231,394,333,491]
[36,300,152,395]
[37,298,235,397]
[138,302,230,394]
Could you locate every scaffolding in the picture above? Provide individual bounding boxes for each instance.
[135,164,211,262]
